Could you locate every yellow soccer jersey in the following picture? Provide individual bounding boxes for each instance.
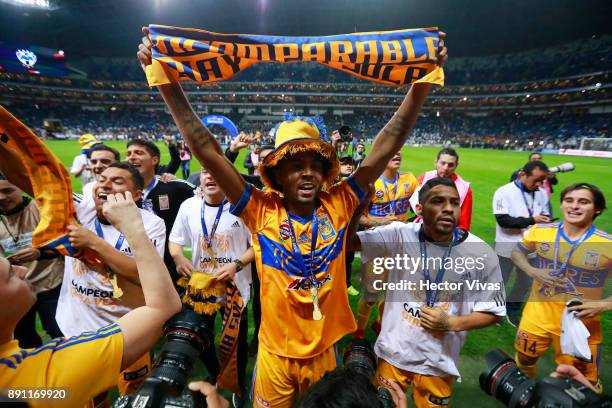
[367,172,418,221]
[517,223,611,337]
[0,324,123,407]
[230,177,365,359]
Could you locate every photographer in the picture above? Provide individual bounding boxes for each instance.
[0,192,182,407]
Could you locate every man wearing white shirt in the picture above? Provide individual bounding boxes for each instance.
[169,167,253,406]
[348,177,505,407]
[493,160,551,326]
[82,144,120,200]
[56,162,166,398]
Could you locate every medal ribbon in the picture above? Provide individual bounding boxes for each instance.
[94,219,126,250]
[552,222,595,277]
[285,208,319,285]
[201,199,227,253]
[514,179,535,218]
[142,176,159,211]
[419,226,459,307]
[382,174,399,216]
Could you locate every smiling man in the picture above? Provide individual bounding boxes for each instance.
[138,27,447,407]
[511,183,610,391]
[348,177,505,407]
[55,162,166,398]
[82,144,120,200]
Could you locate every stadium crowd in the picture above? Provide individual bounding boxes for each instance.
[0,28,610,408]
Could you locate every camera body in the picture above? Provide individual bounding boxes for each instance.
[113,310,214,408]
[480,349,610,408]
[338,125,353,142]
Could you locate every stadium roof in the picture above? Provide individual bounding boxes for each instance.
[1,0,611,59]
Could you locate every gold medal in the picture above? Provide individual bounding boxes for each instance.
[310,286,323,321]
[109,271,123,299]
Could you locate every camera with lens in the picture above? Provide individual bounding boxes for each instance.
[343,339,395,408]
[549,162,575,174]
[480,349,610,408]
[338,125,353,142]
[113,310,215,408]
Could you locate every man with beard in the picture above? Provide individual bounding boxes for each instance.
[55,162,166,398]
[82,144,120,200]
[126,139,194,285]
[410,147,473,231]
[138,28,447,407]
[355,151,419,338]
[348,177,505,407]
[511,183,610,392]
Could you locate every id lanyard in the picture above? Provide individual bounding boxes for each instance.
[285,208,319,286]
[201,199,227,251]
[419,226,458,307]
[551,222,595,278]
[94,219,125,250]
[142,176,159,211]
[514,179,534,217]
[382,174,399,216]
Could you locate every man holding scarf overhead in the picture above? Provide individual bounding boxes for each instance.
[138,25,447,407]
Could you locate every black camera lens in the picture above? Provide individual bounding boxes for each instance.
[480,349,536,408]
[343,339,377,378]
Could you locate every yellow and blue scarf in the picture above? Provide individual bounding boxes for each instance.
[145,25,444,87]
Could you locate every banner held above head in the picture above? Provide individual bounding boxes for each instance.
[145,25,445,87]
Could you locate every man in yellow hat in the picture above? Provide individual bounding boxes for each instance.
[138,29,446,407]
[71,133,101,189]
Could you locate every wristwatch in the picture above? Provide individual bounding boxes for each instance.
[233,259,245,272]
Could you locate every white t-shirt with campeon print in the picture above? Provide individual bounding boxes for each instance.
[169,196,252,304]
[358,222,506,379]
[56,194,166,337]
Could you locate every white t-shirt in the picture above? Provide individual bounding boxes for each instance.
[70,154,94,187]
[82,181,95,201]
[169,196,252,304]
[358,222,505,378]
[56,195,166,337]
[492,181,549,257]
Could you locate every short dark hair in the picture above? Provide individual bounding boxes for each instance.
[107,162,145,190]
[91,144,120,161]
[419,177,457,204]
[436,147,459,161]
[528,152,542,160]
[296,367,383,408]
[522,160,548,176]
[560,183,606,219]
[127,139,161,158]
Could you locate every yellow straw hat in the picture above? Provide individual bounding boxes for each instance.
[259,116,339,192]
[79,134,99,150]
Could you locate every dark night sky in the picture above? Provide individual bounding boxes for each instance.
[1,0,610,58]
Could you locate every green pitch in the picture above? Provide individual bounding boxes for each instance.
[43,140,611,405]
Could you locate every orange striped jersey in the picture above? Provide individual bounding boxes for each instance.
[230,177,365,358]
[517,223,611,336]
[367,172,418,222]
[0,324,123,407]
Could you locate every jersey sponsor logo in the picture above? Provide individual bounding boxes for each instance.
[584,251,600,267]
[540,243,550,252]
[287,274,332,290]
[279,222,291,241]
[375,190,384,199]
[158,194,170,210]
[318,214,336,240]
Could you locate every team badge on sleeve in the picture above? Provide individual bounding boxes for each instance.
[279,222,291,242]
